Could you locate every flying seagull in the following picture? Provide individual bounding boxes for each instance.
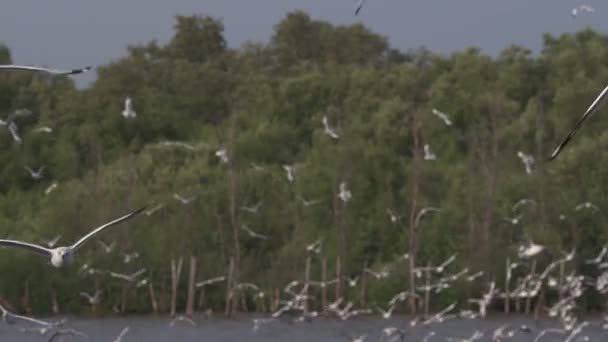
[424,144,437,161]
[338,182,352,203]
[432,108,453,126]
[122,97,136,119]
[0,64,92,75]
[354,0,367,16]
[322,116,339,139]
[44,182,58,195]
[283,165,296,183]
[215,148,229,163]
[550,83,608,160]
[0,207,145,267]
[24,165,45,180]
[516,151,535,174]
[173,193,197,205]
[571,4,595,18]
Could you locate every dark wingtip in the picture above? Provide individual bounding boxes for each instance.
[132,206,148,216]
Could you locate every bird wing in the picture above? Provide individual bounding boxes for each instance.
[0,239,51,257]
[0,65,92,75]
[71,207,146,250]
[550,83,608,160]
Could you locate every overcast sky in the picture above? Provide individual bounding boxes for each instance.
[1,1,606,86]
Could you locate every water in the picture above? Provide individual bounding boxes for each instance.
[2,314,606,341]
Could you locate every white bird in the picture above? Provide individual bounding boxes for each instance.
[169,315,196,327]
[309,279,338,288]
[338,182,352,203]
[0,302,64,327]
[550,82,608,160]
[241,225,268,240]
[354,0,367,16]
[44,182,58,195]
[0,207,144,267]
[432,108,453,126]
[122,252,139,264]
[196,276,225,288]
[80,289,102,305]
[283,165,296,183]
[386,208,403,223]
[375,304,396,319]
[44,235,61,248]
[121,97,136,119]
[144,203,164,216]
[517,151,535,174]
[24,165,45,180]
[322,116,339,139]
[97,240,116,254]
[135,278,149,288]
[571,4,594,18]
[586,246,608,265]
[109,268,147,282]
[240,201,263,214]
[173,193,197,205]
[158,140,198,151]
[0,64,92,75]
[306,239,323,254]
[512,198,536,212]
[503,213,524,225]
[518,241,545,259]
[215,148,229,163]
[113,326,130,342]
[424,144,437,160]
[414,207,441,227]
[8,121,21,144]
[575,201,599,212]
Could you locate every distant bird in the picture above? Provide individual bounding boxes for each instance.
[0,64,92,75]
[240,201,263,214]
[97,240,116,254]
[0,109,32,144]
[121,97,136,119]
[215,148,229,163]
[44,182,58,195]
[512,198,536,212]
[375,304,396,319]
[298,196,323,207]
[7,121,21,144]
[550,83,608,160]
[80,289,102,305]
[241,225,269,240]
[586,246,608,265]
[122,252,139,264]
[571,4,595,18]
[283,165,296,183]
[414,207,441,227]
[432,108,453,126]
[346,276,359,288]
[144,203,164,216]
[173,193,197,205]
[518,241,545,259]
[322,116,339,139]
[338,182,352,203]
[306,239,323,254]
[503,213,524,225]
[24,165,45,180]
[157,140,198,151]
[575,201,599,212]
[251,163,265,172]
[386,208,403,224]
[0,207,144,267]
[0,301,64,327]
[354,0,367,16]
[423,144,437,160]
[310,279,338,288]
[109,268,147,282]
[113,326,130,342]
[517,151,535,174]
[33,126,53,133]
[169,315,196,327]
[44,235,61,249]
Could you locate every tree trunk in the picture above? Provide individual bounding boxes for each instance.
[227,158,241,317]
[335,256,342,301]
[185,256,197,316]
[321,257,328,314]
[170,257,184,317]
[406,109,422,314]
[304,256,311,313]
[224,257,235,317]
[148,283,159,314]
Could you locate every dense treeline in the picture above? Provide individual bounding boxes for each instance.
[0,11,607,316]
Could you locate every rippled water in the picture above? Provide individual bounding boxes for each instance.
[2,314,606,341]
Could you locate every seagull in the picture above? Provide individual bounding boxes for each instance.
[144,203,164,216]
[414,207,441,227]
[7,121,21,144]
[309,279,338,288]
[196,276,225,288]
[24,165,45,180]
[173,193,197,205]
[97,240,116,254]
[121,97,136,119]
[44,235,61,248]
[424,144,437,160]
[338,182,352,203]
[283,165,296,183]
[0,64,92,75]
[241,225,268,240]
[354,0,367,16]
[571,4,595,18]
[512,198,536,212]
[432,108,453,126]
[518,241,545,259]
[306,239,323,254]
[586,246,608,265]
[113,326,130,342]
[322,116,339,139]
[346,276,359,288]
[240,201,263,214]
[169,315,196,327]
[0,108,33,126]
[517,151,535,174]
[386,208,403,223]
[157,140,198,151]
[575,201,599,212]
[215,148,229,163]
[0,207,144,267]
[44,182,58,195]
[503,213,524,225]
[80,289,102,305]
[109,268,147,282]
[122,252,139,264]
[550,83,608,160]
[0,302,64,327]
[375,304,396,319]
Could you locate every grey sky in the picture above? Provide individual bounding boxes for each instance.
[1,1,606,87]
